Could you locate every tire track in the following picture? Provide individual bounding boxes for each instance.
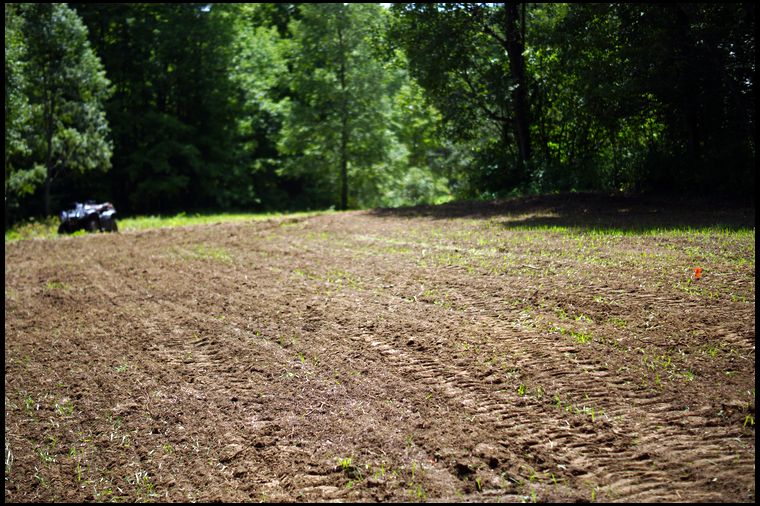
[218,222,754,500]
[44,212,752,503]
[271,222,753,502]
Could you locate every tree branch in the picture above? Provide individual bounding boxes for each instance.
[459,67,510,124]
[462,3,508,49]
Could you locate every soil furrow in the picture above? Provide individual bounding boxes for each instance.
[5,200,754,502]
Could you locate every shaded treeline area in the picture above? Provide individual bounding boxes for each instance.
[5,3,755,227]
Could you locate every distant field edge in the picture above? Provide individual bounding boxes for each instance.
[4,209,335,243]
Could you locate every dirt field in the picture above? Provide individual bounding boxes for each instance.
[5,194,755,502]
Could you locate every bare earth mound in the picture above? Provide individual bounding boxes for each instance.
[5,195,755,502]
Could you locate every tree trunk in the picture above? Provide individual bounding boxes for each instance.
[340,123,348,211]
[339,59,348,214]
[44,90,55,217]
[44,176,52,217]
[610,130,620,190]
[337,12,349,211]
[504,3,531,170]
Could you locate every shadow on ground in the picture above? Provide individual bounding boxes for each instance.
[368,193,755,233]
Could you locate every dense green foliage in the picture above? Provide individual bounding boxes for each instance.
[5,3,112,224]
[392,3,755,197]
[4,3,754,227]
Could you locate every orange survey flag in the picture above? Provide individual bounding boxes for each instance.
[694,267,703,280]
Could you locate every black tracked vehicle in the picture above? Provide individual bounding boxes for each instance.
[58,201,118,234]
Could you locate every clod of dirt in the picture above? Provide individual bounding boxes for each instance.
[473,442,500,468]
[220,443,244,463]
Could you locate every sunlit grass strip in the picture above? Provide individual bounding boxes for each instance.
[119,210,330,231]
[504,224,755,237]
[4,217,60,242]
[5,210,332,242]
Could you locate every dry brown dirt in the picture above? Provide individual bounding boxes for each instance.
[4,194,755,502]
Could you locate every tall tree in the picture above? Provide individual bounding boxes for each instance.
[5,4,40,226]
[10,3,113,216]
[390,3,533,191]
[612,3,754,192]
[504,3,531,164]
[279,3,397,210]
[225,3,292,209]
[541,3,755,194]
[73,3,239,214]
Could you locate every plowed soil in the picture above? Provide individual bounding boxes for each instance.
[5,194,755,502]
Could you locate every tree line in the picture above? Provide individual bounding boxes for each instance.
[5,3,755,226]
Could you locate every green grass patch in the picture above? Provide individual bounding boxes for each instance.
[4,217,60,242]
[503,223,755,238]
[45,280,68,291]
[119,210,329,231]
